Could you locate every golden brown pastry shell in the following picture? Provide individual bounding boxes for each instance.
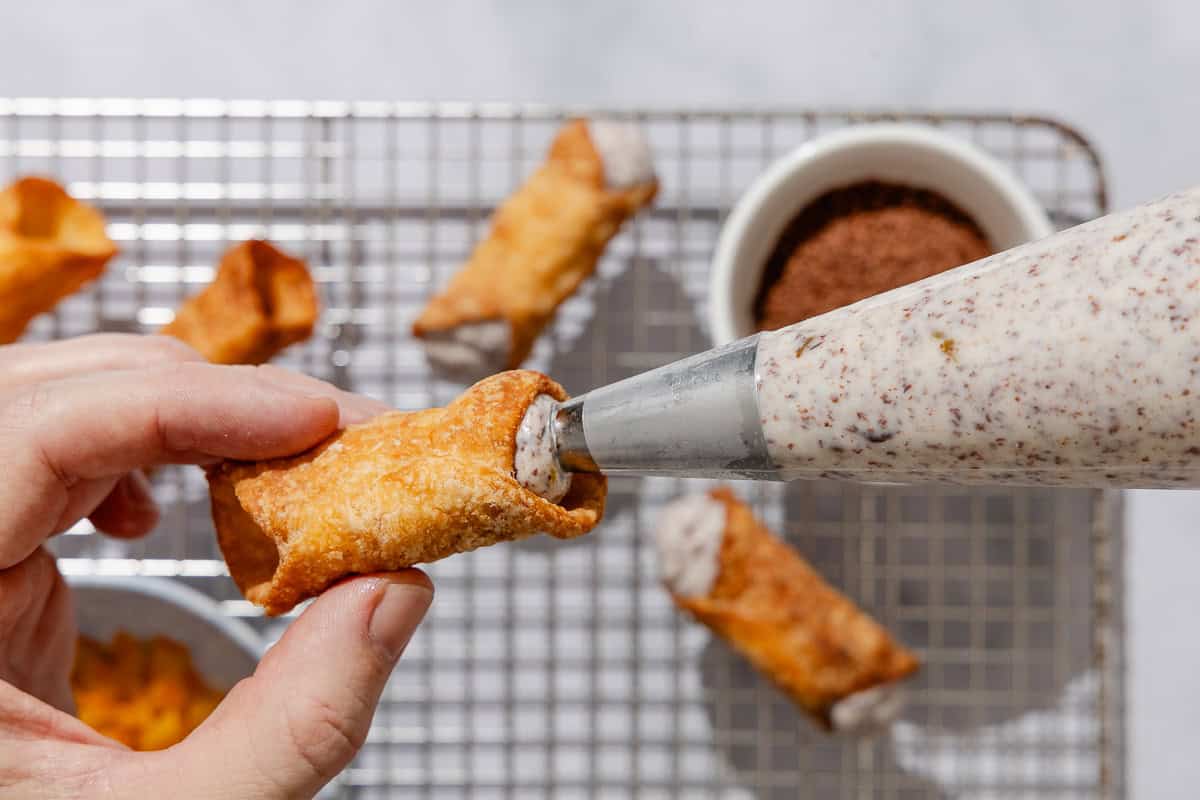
[161,239,318,365]
[412,118,657,370]
[673,488,919,728]
[0,176,117,343]
[209,370,606,614]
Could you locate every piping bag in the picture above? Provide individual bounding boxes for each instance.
[542,186,1200,489]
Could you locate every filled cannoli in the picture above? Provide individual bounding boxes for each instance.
[656,489,920,733]
[0,176,118,343]
[161,239,318,365]
[413,118,658,380]
[208,370,606,614]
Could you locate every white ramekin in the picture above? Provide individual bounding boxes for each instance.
[68,574,263,690]
[708,123,1054,345]
[68,576,349,797]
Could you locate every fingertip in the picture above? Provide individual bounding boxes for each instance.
[299,393,342,428]
[208,368,341,454]
[252,371,341,423]
[297,571,432,664]
[92,506,159,539]
[337,398,392,427]
[326,568,434,600]
[186,568,431,798]
[374,568,435,595]
[366,571,433,661]
[250,364,390,428]
[88,471,161,539]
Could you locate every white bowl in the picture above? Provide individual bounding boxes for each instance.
[68,574,262,690]
[708,123,1054,345]
[68,576,349,797]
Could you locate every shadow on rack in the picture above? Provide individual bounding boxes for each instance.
[698,480,1097,796]
[699,636,948,800]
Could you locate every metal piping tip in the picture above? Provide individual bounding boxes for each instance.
[546,336,771,480]
[553,399,600,473]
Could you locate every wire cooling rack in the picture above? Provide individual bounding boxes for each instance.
[6,99,1120,799]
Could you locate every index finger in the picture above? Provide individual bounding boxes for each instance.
[0,362,343,567]
[0,334,201,390]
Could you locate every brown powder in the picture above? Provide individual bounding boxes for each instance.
[754,181,993,331]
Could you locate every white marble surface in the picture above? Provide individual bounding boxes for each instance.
[3,1,1198,796]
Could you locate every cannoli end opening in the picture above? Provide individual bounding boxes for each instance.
[514,394,573,503]
[209,472,282,607]
[247,241,284,317]
[830,680,910,735]
[7,177,72,238]
[243,239,316,331]
[654,492,728,597]
[586,120,656,190]
[419,320,512,383]
[3,177,116,257]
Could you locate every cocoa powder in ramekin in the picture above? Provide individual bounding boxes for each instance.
[754,180,993,331]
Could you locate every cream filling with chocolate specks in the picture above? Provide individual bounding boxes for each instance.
[653,493,725,597]
[589,120,655,190]
[514,394,572,503]
[421,320,510,383]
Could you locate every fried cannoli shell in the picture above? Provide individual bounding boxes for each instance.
[0,177,117,343]
[665,488,919,730]
[208,370,606,615]
[161,239,318,365]
[412,118,658,374]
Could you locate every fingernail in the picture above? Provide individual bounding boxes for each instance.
[339,402,390,427]
[368,576,433,662]
[277,389,342,418]
[273,383,336,402]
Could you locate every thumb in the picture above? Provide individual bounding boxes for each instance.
[151,571,432,799]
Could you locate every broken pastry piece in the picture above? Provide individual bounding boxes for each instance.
[161,239,318,364]
[0,176,118,343]
[413,118,658,380]
[208,370,605,615]
[656,489,919,733]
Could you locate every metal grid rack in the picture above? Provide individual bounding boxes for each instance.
[4,99,1121,798]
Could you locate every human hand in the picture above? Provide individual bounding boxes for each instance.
[0,334,433,799]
